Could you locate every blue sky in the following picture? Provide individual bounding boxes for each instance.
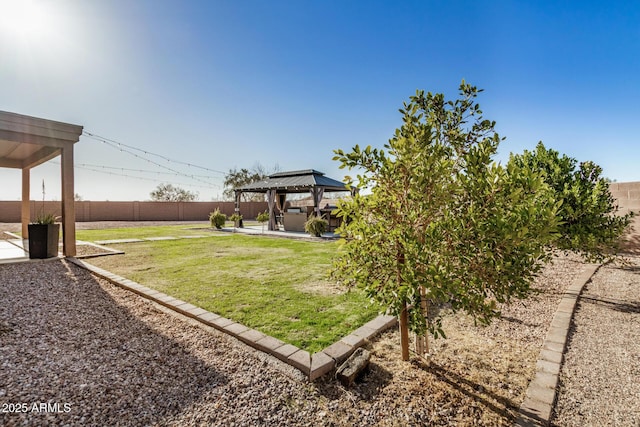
[1,0,638,201]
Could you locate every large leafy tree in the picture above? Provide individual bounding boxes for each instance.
[223,163,280,201]
[332,82,560,359]
[150,183,198,201]
[509,142,633,262]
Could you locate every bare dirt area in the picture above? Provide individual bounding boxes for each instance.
[0,252,591,426]
[552,255,640,426]
[73,243,121,258]
[323,253,588,426]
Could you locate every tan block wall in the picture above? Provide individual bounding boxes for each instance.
[0,201,22,222]
[1,182,636,251]
[138,202,179,221]
[610,181,640,254]
[0,201,268,222]
[78,201,134,221]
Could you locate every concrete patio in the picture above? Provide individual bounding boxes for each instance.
[226,224,339,240]
[0,239,28,264]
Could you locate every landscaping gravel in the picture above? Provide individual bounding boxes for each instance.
[553,256,640,426]
[1,248,636,425]
[1,260,315,426]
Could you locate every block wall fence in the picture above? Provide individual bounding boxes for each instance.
[0,182,638,251]
[0,201,268,223]
[609,181,640,253]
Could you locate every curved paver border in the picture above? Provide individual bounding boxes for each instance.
[67,257,396,381]
[515,263,601,427]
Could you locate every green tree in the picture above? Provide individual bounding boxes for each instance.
[509,142,633,262]
[332,82,560,360]
[256,210,270,233]
[223,162,280,201]
[150,183,198,201]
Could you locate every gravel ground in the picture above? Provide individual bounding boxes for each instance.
[2,220,635,425]
[1,252,595,426]
[552,256,640,426]
[1,260,316,426]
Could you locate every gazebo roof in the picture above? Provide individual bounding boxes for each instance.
[235,169,348,193]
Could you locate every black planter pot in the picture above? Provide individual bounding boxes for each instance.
[28,224,60,259]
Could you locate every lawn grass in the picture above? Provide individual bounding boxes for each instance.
[75,224,214,241]
[86,232,381,353]
[75,222,263,241]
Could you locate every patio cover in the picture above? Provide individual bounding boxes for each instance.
[0,111,83,256]
[234,169,351,231]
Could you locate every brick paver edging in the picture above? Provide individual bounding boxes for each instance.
[515,263,601,427]
[66,257,397,381]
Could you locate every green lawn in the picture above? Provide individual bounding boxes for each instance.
[85,230,380,353]
[76,223,214,241]
[75,222,262,241]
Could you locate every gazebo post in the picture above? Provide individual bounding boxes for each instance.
[234,190,242,218]
[311,186,324,217]
[266,189,277,231]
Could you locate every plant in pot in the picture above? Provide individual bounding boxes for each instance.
[28,180,60,259]
[28,212,60,259]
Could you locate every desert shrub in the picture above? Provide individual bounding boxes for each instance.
[305,216,328,237]
[209,208,226,229]
[256,211,270,224]
[229,213,243,229]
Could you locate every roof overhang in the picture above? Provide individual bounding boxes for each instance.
[0,111,83,169]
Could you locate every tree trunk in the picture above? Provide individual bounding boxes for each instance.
[400,303,410,361]
[415,285,429,356]
[396,244,410,361]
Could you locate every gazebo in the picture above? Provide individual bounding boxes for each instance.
[0,111,83,256]
[234,169,352,231]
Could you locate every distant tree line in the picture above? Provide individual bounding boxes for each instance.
[150,183,198,202]
[223,163,280,201]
